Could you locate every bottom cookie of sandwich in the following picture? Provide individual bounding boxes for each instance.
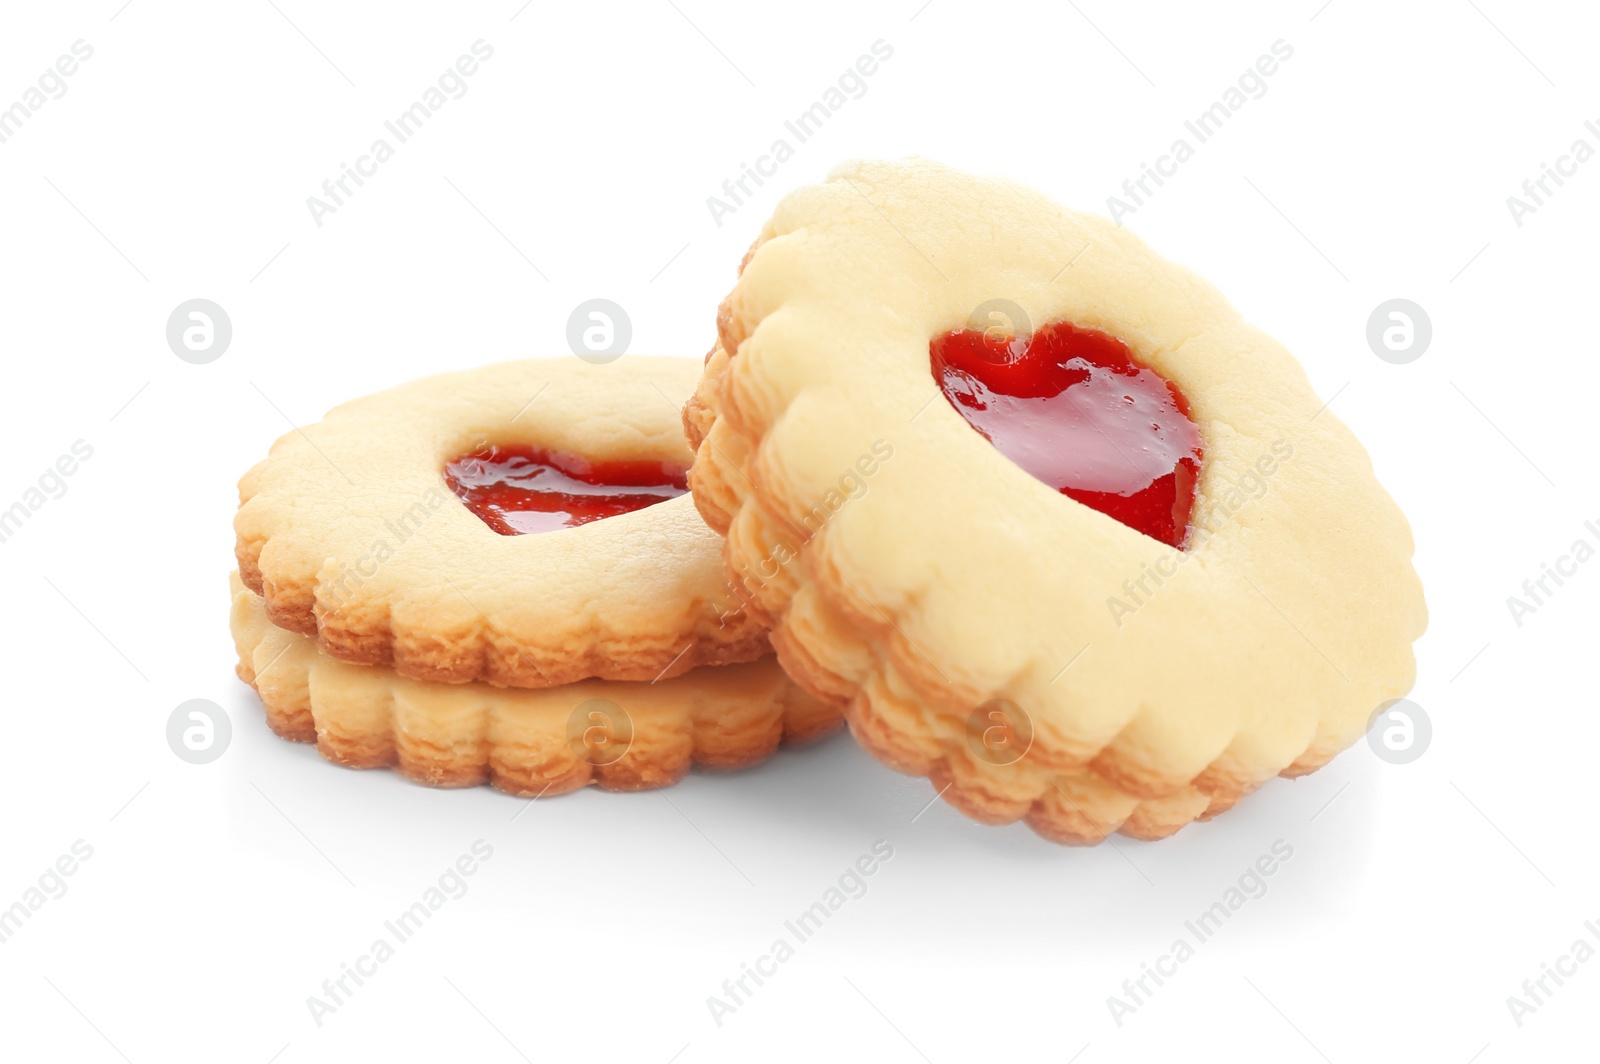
[230,573,839,794]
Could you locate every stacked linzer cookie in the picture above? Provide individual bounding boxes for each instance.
[231,359,837,794]
[232,160,1426,844]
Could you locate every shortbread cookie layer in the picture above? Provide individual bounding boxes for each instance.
[231,574,839,793]
[688,159,1426,844]
[235,357,768,687]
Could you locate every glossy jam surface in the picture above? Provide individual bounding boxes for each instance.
[444,446,687,536]
[931,321,1202,548]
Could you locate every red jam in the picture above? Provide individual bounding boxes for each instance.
[931,321,1202,548]
[444,446,687,536]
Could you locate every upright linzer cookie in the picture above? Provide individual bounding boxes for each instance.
[236,357,770,687]
[687,159,1426,844]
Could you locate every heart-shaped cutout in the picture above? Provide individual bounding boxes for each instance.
[931,320,1202,548]
[445,446,687,536]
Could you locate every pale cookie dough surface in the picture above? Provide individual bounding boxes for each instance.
[235,357,769,688]
[690,158,1427,844]
[231,574,839,793]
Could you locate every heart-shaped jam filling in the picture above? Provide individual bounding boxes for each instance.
[444,446,687,536]
[931,320,1202,548]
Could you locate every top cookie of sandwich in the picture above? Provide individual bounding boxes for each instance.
[236,356,766,688]
[687,159,1426,843]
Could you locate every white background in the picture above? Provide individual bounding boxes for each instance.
[0,1,1594,1061]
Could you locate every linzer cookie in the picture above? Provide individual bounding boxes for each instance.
[687,159,1426,844]
[231,573,834,793]
[231,356,839,792]
[235,357,770,687]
